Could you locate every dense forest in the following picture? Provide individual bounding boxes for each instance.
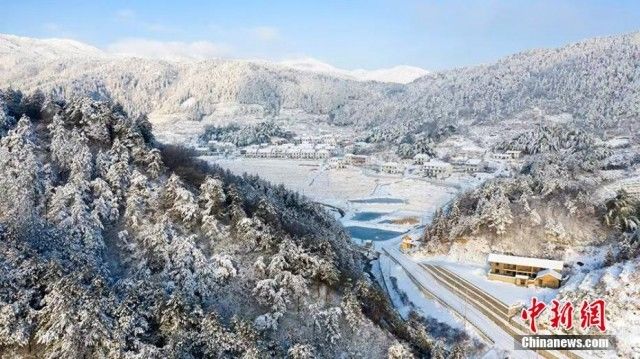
[334,33,640,144]
[0,90,476,358]
[420,123,614,257]
[198,122,292,147]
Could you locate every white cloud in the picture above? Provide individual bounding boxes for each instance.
[107,38,231,61]
[249,26,280,41]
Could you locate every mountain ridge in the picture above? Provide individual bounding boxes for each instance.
[0,33,428,84]
[1,32,638,144]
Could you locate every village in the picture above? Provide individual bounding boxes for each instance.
[195,133,525,179]
[200,129,637,359]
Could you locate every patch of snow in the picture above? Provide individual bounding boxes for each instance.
[422,259,558,305]
[279,57,429,84]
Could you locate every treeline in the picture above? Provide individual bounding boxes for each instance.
[421,123,614,258]
[198,121,292,147]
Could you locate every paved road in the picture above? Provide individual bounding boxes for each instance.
[422,264,582,359]
[380,245,581,359]
[381,246,539,359]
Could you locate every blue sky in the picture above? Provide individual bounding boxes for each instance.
[1,0,639,70]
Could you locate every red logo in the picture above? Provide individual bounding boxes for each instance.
[521,297,546,333]
[550,299,574,330]
[579,299,606,332]
[521,297,606,333]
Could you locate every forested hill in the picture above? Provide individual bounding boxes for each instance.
[343,32,640,142]
[1,32,639,144]
[0,90,454,358]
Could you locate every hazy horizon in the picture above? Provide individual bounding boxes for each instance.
[2,0,639,71]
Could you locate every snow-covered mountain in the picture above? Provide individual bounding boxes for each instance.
[1,32,639,144]
[0,34,397,141]
[279,58,429,84]
[0,34,104,70]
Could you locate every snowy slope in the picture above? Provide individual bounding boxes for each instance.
[0,33,392,140]
[2,32,639,144]
[279,58,429,84]
[0,34,105,70]
[349,65,430,84]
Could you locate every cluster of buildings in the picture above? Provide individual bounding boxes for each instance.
[291,134,339,146]
[197,132,527,180]
[491,150,523,161]
[416,155,485,179]
[329,155,405,174]
[242,143,333,160]
[234,133,358,161]
[414,149,522,179]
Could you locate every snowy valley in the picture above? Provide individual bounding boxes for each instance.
[1,30,640,359]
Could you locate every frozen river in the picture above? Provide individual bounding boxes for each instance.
[345,226,406,241]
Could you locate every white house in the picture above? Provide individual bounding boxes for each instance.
[493,150,522,160]
[413,153,431,165]
[321,134,338,145]
[257,147,272,158]
[345,154,368,166]
[452,157,482,173]
[492,153,512,160]
[316,149,330,159]
[286,147,302,159]
[300,147,316,159]
[505,150,522,159]
[381,162,403,174]
[328,157,346,169]
[464,158,483,172]
[422,159,452,178]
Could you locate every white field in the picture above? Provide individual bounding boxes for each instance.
[205,157,459,219]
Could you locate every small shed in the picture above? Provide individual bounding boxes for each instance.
[399,235,416,252]
[535,269,562,288]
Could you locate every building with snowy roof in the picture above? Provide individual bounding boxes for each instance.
[487,253,563,288]
[422,159,452,178]
[381,162,403,174]
[413,153,431,165]
[451,157,483,173]
[345,154,368,166]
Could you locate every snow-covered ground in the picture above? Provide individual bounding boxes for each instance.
[205,157,459,216]
[206,155,559,357]
[380,243,540,359]
[375,254,464,328]
[419,258,558,306]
